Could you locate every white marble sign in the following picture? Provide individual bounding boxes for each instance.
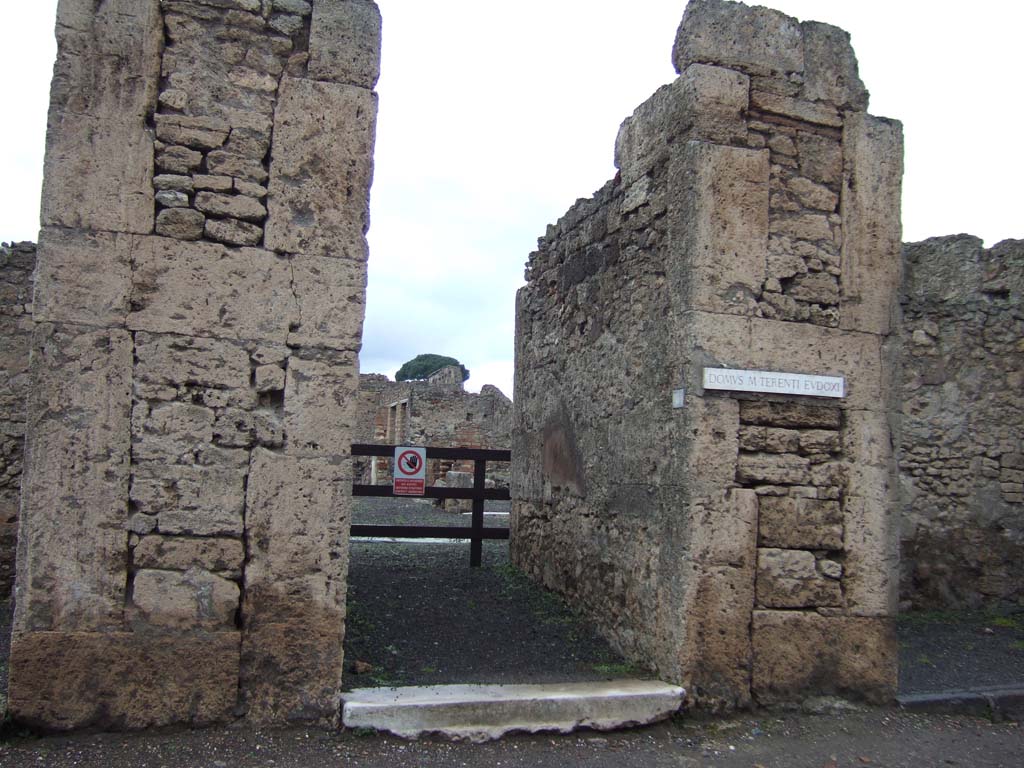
[702,367,845,399]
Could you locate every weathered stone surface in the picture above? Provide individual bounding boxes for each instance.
[33,227,132,327]
[15,325,132,632]
[840,113,904,334]
[8,631,239,730]
[800,21,869,110]
[154,114,230,150]
[759,495,843,550]
[283,354,359,456]
[135,332,250,390]
[128,237,299,342]
[308,0,382,88]
[255,364,286,392]
[133,535,245,576]
[751,612,897,705]
[737,453,810,485]
[671,141,769,315]
[155,208,206,240]
[41,0,162,234]
[156,145,203,174]
[265,77,377,259]
[0,243,35,598]
[130,464,246,536]
[241,449,350,721]
[756,548,842,608]
[751,90,843,128]
[155,190,189,209]
[740,400,841,429]
[212,407,283,448]
[899,236,1024,610]
[153,174,195,192]
[195,192,267,222]
[132,567,239,629]
[193,174,234,192]
[673,0,803,78]
[288,254,367,350]
[205,217,264,246]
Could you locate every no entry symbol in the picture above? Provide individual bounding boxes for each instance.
[393,446,426,496]
[397,450,422,476]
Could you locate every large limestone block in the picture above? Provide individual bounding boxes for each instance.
[756,548,842,608]
[41,0,162,234]
[759,495,843,550]
[240,616,346,724]
[688,489,757,569]
[14,324,132,632]
[128,237,299,343]
[614,65,749,185]
[134,536,245,576]
[840,114,904,335]
[670,143,769,316]
[132,568,240,630]
[843,494,899,617]
[130,464,246,536]
[33,227,132,328]
[242,449,351,722]
[800,21,868,110]
[672,0,804,78]
[8,630,239,730]
[675,397,741,502]
[284,353,359,457]
[308,0,382,88]
[134,332,251,391]
[265,77,377,259]
[243,449,350,624]
[288,254,367,351]
[677,562,756,710]
[751,611,896,704]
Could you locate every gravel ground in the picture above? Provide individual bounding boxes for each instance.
[1,709,1021,767]
[344,498,641,690]
[898,609,1024,694]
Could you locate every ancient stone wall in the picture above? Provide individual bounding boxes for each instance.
[0,242,35,600]
[10,0,379,731]
[899,236,1024,609]
[513,0,902,710]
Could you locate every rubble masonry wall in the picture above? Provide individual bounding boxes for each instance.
[513,0,903,710]
[9,0,379,731]
[0,242,35,600]
[899,236,1024,609]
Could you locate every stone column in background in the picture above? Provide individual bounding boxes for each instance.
[9,0,379,730]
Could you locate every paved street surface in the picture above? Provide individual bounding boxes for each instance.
[1,709,1021,767]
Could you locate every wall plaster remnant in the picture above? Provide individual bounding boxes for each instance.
[8,0,380,731]
[513,0,903,711]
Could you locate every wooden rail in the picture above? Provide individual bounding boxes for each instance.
[350,444,511,567]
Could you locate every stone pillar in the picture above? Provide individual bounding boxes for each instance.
[9,0,379,730]
[513,0,902,709]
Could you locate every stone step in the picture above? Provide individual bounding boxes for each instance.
[340,679,686,742]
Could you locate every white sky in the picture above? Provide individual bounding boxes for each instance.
[1,1,1021,399]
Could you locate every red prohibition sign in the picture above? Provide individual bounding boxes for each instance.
[397,449,423,476]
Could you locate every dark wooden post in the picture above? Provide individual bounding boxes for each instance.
[470,458,487,567]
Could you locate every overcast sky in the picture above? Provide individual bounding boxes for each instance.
[2,1,1021,398]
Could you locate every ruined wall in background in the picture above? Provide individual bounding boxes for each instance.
[354,371,512,486]
[899,236,1024,610]
[9,0,380,731]
[513,0,902,710]
[0,242,35,600]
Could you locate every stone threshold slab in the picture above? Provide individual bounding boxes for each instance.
[341,679,686,742]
